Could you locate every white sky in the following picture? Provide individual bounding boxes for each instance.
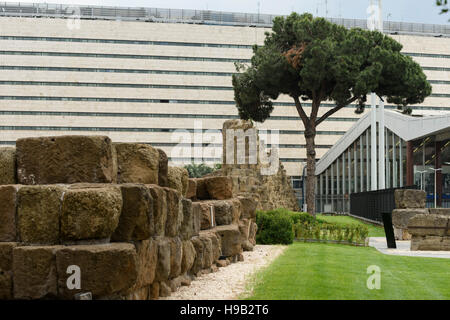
[9,0,450,25]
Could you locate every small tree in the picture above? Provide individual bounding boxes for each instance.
[184,163,221,178]
[232,13,431,216]
[437,0,449,15]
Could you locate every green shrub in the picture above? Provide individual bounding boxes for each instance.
[256,211,295,245]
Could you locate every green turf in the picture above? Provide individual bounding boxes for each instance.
[317,214,386,237]
[244,242,450,300]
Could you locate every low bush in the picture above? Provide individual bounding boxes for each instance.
[256,208,369,245]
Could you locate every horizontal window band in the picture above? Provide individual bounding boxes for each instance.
[0,65,235,77]
[0,50,248,63]
[0,35,253,49]
[0,110,358,122]
[0,65,448,76]
[0,96,448,111]
[169,158,309,162]
[0,36,449,60]
[0,80,449,89]
[0,126,346,135]
[0,140,332,149]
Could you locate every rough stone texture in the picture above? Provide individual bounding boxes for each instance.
[134,239,158,289]
[249,222,258,246]
[13,245,62,299]
[159,281,171,297]
[0,185,19,242]
[126,286,149,300]
[231,198,242,224]
[56,243,138,299]
[411,235,450,251]
[169,237,183,279]
[195,178,209,200]
[157,149,169,187]
[181,240,196,274]
[0,242,17,273]
[61,186,122,242]
[165,187,182,237]
[112,184,154,242]
[186,179,197,199]
[190,237,205,275]
[429,208,450,216]
[149,282,160,300]
[238,196,257,220]
[16,135,117,184]
[218,120,299,212]
[195,202,215,230]
[191,202,202,235]
[394,189,426,209]
[392,209,429,228]
[204,176,233,200]
[216,224,243,257]
[0,270,12,299]
[0,147,16,184]
[167,167,189,197]
[148,185,167,237]
[115,143,159,184]
[180,199,194,240]
[17,185,66,244]
[212,200,235,226]
[408,214,449,237]
[199,234,214,269]
[154,237,171,282]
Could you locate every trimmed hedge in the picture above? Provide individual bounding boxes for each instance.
[255,209,369,245]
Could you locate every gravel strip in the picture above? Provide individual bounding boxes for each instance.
[161,245,287,300]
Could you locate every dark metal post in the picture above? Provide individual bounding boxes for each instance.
[381,211,396,248]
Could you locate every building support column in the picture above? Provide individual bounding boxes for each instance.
[371,96,378,190]
[399,139,404,187]
[360,135,364,192]
[336,157,340,212]
[354,142,358,193]
[435,140,443,207]
[393,133,397,188]
[366,129,370,191]
[378,100,385,190]
[331,163,335,212]
[385,128,390,189]
[406,141,414,186]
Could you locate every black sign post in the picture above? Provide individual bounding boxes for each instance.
[381,211,397,249]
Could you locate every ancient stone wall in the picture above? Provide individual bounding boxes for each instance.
[0,136,257,300]
[214,120,300,212]
[392,189,450,251]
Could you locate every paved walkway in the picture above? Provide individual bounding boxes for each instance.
[368,237,450,259]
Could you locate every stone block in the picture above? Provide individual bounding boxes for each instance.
[149,282,159,300]
[115,143,159,184]
[0,147,16,184]
[169,237,183,279]
[186,179,197,199]
[190,237,205,275]
[16,135,117,184]
[17,185,66,244]
[179,199,194,240]
[429,208,450,216]
[238,196,257,219]
[408,214,449,236]
[216,224,242,257]
[191,202,202,236]
[195,178,209,200]
[0,185,19,242]
[0,270,12,299]
[13,246,62,299]
[154,237,171,282]
[134,239,158,289]
[148,185,167,237]
[56,243,138,299]
[181,240,196,274]
[165,187,182,237]
[204,176,233,200]
[157,149,168,187]
[392,209,428,229]
[167,167,189,197]
[195,202,215,230]
[199,234,213,269]
[0,242,17,271]
[112,184,154,242]
[213,200,234,226]
[394,189,426,209]
[61,185,122,242]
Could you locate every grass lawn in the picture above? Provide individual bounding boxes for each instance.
[244,242,450,300]
[317,214,386,237]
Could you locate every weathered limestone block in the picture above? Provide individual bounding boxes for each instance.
[212,200,234,226]
[199,234,213,269]
[238,196,257,220]
[17,185,66,244]
[165,187,182,237]
[249,221,258,246]
[13,246,62,299]
[126,286,149,300]
[408,214,449,237]
[154,237,171,282]
[231,198,242,224]
[192,202,202,236]
[16,135,117,184]
[411,235,450,251]
[115,143,159,184]
[0,147,16,184]
[190,237,205,275]
[186,179,197,199]
[0,269,12,299]
[112,184,154,242]
[169,237,183,279]
[148,185,167,237]
[56,243,138,299]
[157,149,169,187]
[0,185,19,242]
[195,178,209,200]
[429,208,450,216]
[394,189,426,209]
[149,282,159,300]
[0,243,17,272]
[392,209,429,229]
[239,219,254,251]
[194,202,215,230]
[216,224,243,257]
[133,239,158,289]
[180,199,195,240]
[201,231,221,263]
[159,281,171,297]
[167,166,189,197]
[181,240,196,274]
[61,186,122,242]
[204,176,233,200]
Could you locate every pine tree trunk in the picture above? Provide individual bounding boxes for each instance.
[305,129,317,217]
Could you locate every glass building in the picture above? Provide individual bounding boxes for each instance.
[315,109,450,212]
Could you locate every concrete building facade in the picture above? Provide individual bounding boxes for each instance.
[0,3,449,203]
